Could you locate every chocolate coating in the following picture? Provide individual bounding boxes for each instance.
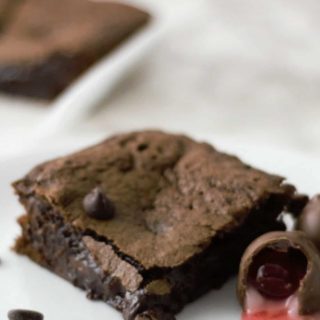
[238,231,320,315]
[8,310,43,320]
[83,187,115,220]
[297,195,320,250]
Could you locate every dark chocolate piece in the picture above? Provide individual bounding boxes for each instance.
[8,310,43,320]
[238,231,320,316]
[12,131,302,319]
[83,187,115,220]
[0,0,149,100]
[297,195,320,250]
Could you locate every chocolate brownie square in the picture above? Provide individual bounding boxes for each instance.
[13,131,302,319]
[0,0,149,100]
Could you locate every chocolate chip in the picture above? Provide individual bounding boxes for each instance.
[8,309,44,320]
[238,231,320,316]
[297,195,320,250]
[137,143,149,152]
[83,187,115,220]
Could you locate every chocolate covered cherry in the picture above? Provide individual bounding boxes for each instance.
[238,231,320,316]
[297,195,320,250]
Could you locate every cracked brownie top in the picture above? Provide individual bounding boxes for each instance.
[13,130,294,269]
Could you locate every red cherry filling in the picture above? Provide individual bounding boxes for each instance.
[256,263,294,299]
[248,248,307,300]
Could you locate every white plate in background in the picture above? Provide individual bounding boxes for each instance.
[1,135,319,320]
[0,4,165,159]
[42,12,164,133]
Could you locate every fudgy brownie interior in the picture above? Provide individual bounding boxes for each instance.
[13,131,305,319]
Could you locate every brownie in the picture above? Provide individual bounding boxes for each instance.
[0,0,149,100]
[0,0,7,18]
[0,0,18,31]
[13,131,303,319]
[0,0,10,18]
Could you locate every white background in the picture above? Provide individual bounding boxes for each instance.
[1,0,320,160]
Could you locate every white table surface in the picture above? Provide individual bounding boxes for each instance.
[1,0,320,160]
[0,2,320,318]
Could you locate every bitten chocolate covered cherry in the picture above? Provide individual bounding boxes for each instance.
[238,231,320,317]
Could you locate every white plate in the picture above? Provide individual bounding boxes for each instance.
[42,11,164,134]
[1,135,319,320]
[1,5,165,159]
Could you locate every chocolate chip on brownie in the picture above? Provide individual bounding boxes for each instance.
[83,187,116,220]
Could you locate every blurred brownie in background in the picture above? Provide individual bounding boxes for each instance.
[0,0,19,30]
[0,0,7,17]
[0,0,9,16]
[0,0,150,100]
